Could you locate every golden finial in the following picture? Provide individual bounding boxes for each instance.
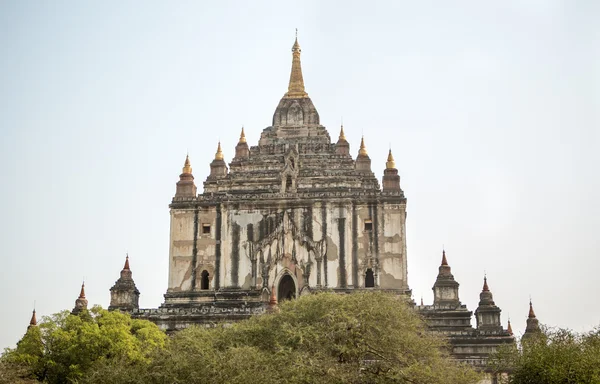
[285,30,308,98]
[215,141,224,161]
[358,136,368,156]
[386,149,396,169]
[293,28,300,50]
[339,124,346,141]
[239,126,246,144]
[182,154,192,174]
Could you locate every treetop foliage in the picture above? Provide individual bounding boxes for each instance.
[1,306,166,384]
[86,292,480,384]
[2,292,481,384]
[491,326,600,384]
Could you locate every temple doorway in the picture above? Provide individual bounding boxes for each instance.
[200,270,209,290]
[365,268,375,288]
[278,274,296,301]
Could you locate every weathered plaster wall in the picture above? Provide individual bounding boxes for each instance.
[168,209,195,291]
[167,200,408,295]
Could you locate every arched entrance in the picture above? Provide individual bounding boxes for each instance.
[278,274,296,301]
[200,270,210,290]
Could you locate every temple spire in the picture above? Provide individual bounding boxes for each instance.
[441,249,448,266]
[182,154,192,174]
[358,136,368,157]
[234,127,250,159]
[339,125,346,141]
[214,142,224,161]
[110,254,140,311]
[269,31,320,133]
[507,319,513,335]
[474,274,502,330]
[72,281,88,315]
[28,309,37,328]
[528,300,536,318]
[523,299,542,339]
[79,282,86,299]
[355,135,372,172]
[176,154,196,198]
[285,30,308,98]
[386,149,396,169]
[432,248,461,307]
[335,123,350,155]
[382,147,401,192]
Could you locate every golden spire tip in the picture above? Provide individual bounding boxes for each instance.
[239,126,247,143]
[285,30,307,98]
[386,149,396,169]
[182,153,192,174]
[358,136,368,156]
[215,141,224,161]
[339,124,346,141]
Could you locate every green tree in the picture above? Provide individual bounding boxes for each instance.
[2,306,166,384]
[491,327,600,384]
[0,359,39,384]
[84,292,480,384]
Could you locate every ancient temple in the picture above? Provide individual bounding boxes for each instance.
[126,33,409,328]
[105,35,519,372]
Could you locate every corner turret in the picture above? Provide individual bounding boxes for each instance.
[522,300,542,340]
[208,142,228,178]
[109,254,140,312]
[234,127,250,159]
[382,149,401,192]
[175,154,197,198]
[432,250,461,308]
[335,124,350,156]
[474,276,503,332]
[355,136,372,173]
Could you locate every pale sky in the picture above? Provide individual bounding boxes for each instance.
[1,1,598,350]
